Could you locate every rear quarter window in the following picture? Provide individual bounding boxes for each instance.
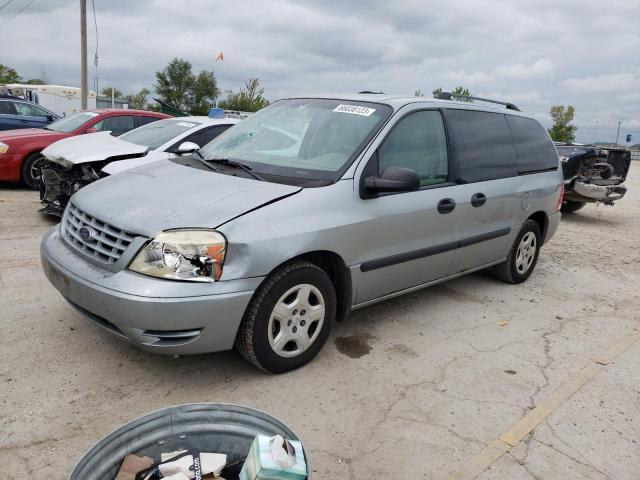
[446,109,517,183]
[506,115,559,174]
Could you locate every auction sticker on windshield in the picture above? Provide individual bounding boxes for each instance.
[333,104,376,116]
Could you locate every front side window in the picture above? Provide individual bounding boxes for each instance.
[378,110,448,186]
[93,115,135,136]
[169,125,230,151]
[47,111,100,132]
[446,109,517,183]
[198,99,392,182]
[120,119,202,149]
[14,102,49,118]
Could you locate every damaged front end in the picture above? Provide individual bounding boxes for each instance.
[557,145,631,205]
[39,160,107,216]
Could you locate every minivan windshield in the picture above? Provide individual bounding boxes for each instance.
[46,111,99,132]
[120,118,201,149]
[198,98,391,182]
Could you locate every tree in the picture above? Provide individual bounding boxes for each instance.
[25,78,45,85]
[126,88,150,109]
[0,64,21,83]
[547,105,577,142]
[154,58,219,115]
[432,86,473,101]
[218,78,269,112]
[101,86,123,99]
[414,89,424,97]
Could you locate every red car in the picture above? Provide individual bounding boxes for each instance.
[0,109,170,188]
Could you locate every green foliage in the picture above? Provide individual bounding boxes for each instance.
[101,86,124,99]
[547,105,577,142]
[154,58,219,115]
[25,78,45,85]
[126,88,151,110]
[0,64,21,83]
[218,78,269,113]
[432,86,472,101]
[414,89,424,97]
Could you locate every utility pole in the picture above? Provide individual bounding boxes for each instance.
[80,0,88,110]
[615,121,622,146]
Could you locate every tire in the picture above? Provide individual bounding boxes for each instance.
[560,200,586,214]
[21,152,45,189]
[235,261,336,373]
[492,220,542,284]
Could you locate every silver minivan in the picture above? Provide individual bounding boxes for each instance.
[41,93,563,373]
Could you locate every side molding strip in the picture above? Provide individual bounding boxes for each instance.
[360,227,511,272]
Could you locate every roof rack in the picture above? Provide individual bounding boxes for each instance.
[435,91,520,111]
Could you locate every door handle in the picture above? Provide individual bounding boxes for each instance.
[437,198,456,214]
[471,192,487,207]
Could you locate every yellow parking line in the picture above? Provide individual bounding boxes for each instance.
[447,327,640,480]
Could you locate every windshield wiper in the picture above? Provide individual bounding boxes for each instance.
[191,151,218,172]
[206,158,264,181]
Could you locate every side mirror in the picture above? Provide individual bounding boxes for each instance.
[364,166,420,195]
[176,141,200,155]
[85,127,97,134]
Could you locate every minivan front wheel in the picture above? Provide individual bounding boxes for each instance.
[236,261,336,373]
[492,220,541,284]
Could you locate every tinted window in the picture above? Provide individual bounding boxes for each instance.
[138,115,161,127]
[506,115,559,173]
[378,110,448,186]
[178,125,231,150]
[446,109,517,183]
[0,101,17,115]
[93,115,135,136]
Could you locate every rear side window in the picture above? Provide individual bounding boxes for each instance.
[446,109,517,183]
[378,110,448,187]
[0,101,17,114]
[506,115,559,174]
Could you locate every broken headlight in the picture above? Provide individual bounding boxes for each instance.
[129,230,226,282]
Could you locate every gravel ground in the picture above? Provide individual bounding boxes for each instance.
[1,167,639,479]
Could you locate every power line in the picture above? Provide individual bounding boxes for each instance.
[0,0,36,27]
[0,0,15,12]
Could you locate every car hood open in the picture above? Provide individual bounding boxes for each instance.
[70,159,302,236]
[42,132,149,168]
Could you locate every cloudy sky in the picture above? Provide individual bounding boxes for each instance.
[2,0,639,143]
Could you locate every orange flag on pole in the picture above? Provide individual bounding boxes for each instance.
[216,52,224,61]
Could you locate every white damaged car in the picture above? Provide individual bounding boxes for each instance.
[39,116,240,215]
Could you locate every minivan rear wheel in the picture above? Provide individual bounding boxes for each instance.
[492,220,541,284]
[235,261,336,373]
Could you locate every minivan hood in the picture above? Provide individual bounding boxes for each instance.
[71,159,302,236]
[42,131,149,168]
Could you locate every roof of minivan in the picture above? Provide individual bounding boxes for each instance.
[282,93,531,117]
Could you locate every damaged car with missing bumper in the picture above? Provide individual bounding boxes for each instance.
[41,93,562,373]
[556,143,631,213]
[38,116,239,216]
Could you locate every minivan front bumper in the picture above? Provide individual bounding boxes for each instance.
[40,227,263,355]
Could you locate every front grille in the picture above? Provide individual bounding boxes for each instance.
[63,203,135,264]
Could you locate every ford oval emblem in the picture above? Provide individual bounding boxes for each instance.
[78,226,95,242]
